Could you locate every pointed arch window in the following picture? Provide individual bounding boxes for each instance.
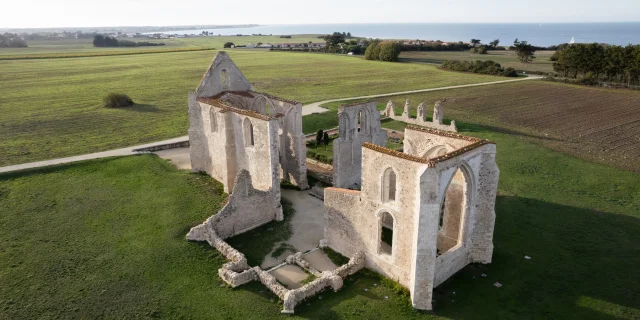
[243,118,254,147]
[379,211,394,255]
[382,168,397,203]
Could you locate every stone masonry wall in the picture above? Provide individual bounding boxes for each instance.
[333,101,387,189]
[187,169,283,240]
[383,100,457,132]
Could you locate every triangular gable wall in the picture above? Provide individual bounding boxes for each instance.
[196,51,254,98]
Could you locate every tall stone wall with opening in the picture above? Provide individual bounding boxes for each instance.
[332,101,387,189]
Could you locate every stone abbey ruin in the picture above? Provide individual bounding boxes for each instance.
[186,52,500,313]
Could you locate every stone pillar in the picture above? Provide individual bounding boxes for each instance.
[417,103,427,122]
[433,101,444,125]
[384,100,396,118]
[409,168,440,310]
[403,99,411,119]
[469,146,499,263]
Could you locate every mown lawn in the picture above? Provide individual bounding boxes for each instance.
[399,50,556,74]
[0,50,500,167]
[1,121,638,319]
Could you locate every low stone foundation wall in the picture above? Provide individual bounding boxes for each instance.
[278,250,365,314]
[306,158,333,171]
[254,267,289,300]
[133,140,189,152]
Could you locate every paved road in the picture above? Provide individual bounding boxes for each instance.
[0,137,189,174]
[0,75,541,174]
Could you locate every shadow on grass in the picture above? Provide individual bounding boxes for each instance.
[210,195,639,319]
[127,104,162,113]
[431,195,639,320]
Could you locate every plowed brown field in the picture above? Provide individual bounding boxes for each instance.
[378,81,640,172]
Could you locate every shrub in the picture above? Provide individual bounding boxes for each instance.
[364,41,380,60]
[377,41,402,62]
[223,42,234,48]
[441,60,518,77]
[103,93,134,108]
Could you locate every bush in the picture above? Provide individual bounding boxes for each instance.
[223,42,234,48]
[103,93,134,108]
[364,41,380,60]
[365,40,401,62]
[441,60,518,77]
[377,41,402,62]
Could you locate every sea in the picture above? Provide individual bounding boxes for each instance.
[156,23,640,47]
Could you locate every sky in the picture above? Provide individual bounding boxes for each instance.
[2,0,639,29]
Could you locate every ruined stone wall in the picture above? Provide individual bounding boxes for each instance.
[187,170,283,241]
[333,101,387,189]
[325,147,430,288]
[403,126,475,159]
[268,98,309,189]
[195,51,254,99]
[324,131,499,311]
[189,97,281,194]
[280,251,365,314]
[383,100,457,132]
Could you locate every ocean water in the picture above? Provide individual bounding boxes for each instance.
[159,23,640,47]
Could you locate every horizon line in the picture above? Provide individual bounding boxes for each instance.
[2,21,640,30]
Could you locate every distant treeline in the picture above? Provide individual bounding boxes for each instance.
[401,40,565,52]
[0,33,27,48]
[552,43,640,85]
[442,60,518,77]
[93,34,165,48]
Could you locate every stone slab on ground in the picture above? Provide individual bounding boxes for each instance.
[155,147,191,170]
[269,264,310,289]
[303,250,338,272]
[261,189,326,269]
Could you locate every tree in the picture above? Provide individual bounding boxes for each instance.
[347,32,352,38]
[322,132,330,150]
[471,39,481,47]
[324,32,345,47]
[378,41,402,62]
[223,42,234,48]
[489,39,500,48]
[364,40,381,60]
[315,129,324,149]
[513,39,536,63]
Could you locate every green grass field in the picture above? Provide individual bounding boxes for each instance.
[0,50,501,167]
[1,120,638,319]
[0,35,325,56]
[400,50,556,74]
